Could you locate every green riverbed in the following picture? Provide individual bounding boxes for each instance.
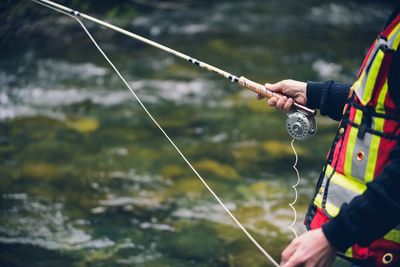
[0,1,397,266]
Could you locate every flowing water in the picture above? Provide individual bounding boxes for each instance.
[0,1,397,266]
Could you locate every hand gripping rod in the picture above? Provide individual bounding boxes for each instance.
[31,0,316,117]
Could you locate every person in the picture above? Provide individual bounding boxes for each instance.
[259,7,400,267]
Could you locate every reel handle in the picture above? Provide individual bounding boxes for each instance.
[238,76,316,117]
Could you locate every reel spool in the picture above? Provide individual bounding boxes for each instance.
[286,111,317,140]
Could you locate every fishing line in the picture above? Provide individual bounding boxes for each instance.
[288,139,300,238]
[30,1,280,266]
[80,15,281,267]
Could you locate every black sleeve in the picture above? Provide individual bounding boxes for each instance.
[388,49,400,107]
[321,144,400,252]
[306,81,351,121]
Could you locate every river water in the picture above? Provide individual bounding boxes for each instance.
[0,1,397,266]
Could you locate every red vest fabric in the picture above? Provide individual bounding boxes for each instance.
[305,14,400,267]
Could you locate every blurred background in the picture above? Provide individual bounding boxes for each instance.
[0,0,398,266]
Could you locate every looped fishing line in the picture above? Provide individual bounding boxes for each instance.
[31,1,280,265]
[289,139,300,238]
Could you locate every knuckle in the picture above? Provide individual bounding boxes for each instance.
[292,238,300,246]
[281,252,286,260]
[284,100,292,109]
[281,251,289,261]
[290,255,305,265]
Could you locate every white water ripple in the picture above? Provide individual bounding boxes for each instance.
[0,79,216,121]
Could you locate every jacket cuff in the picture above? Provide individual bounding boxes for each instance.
[321,208,357,253]
[306,81,325,109]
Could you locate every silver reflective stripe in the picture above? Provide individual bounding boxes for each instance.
[320,175,360,213]
[321,171,400,232]
[351,131,372,181]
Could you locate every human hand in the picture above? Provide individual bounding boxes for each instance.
[257,79,307,113]
[280,228,337,267]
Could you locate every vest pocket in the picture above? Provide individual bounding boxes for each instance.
[314,166,367,218]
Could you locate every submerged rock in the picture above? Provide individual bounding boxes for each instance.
[262,140,305,158]
[161,164,188,180]
[21,162,59,180]
[194,159,240,180]
[65,117,99,134]
[171,179,206,198]
[158,222,221,262]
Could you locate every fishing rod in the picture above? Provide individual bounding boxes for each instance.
[30,0,317,140]
[27,1,308,266]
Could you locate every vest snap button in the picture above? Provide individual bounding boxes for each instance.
[382,253,393,264]
[319,187,324,194]
[356,151,365,161]
[339,127,345,134]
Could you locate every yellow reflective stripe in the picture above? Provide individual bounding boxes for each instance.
[365,82,387,182]
[314,192,322,207]
[365,132,381,183]
[354,109,363,126]
[363,49,384,103]
[375,81,388,112]
[325,164,335,177]
[384,229,400,243]
[344,110,362,176]
[331,172,366,194]
[388,23,400,49]
[344,247,353,258]
[313,193,340,217]
[392,32,400,49]
[388,23,400,39]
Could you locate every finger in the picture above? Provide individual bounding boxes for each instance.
[281,250,305,267]
[283,98,294,113]
[257,94,265,100]
[267,97,277,107]
[281,240,298,264]
[276,96,287,111]
[305,261,317,267]
[265,81,283,93]
[311,252,336,267]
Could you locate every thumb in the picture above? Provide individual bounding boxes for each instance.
[265,81,283,93]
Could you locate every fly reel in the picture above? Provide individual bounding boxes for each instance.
[286,111,317,140]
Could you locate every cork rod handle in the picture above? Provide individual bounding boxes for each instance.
[238,76,316,116]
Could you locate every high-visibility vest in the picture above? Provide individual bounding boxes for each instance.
[305,14,400,267]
